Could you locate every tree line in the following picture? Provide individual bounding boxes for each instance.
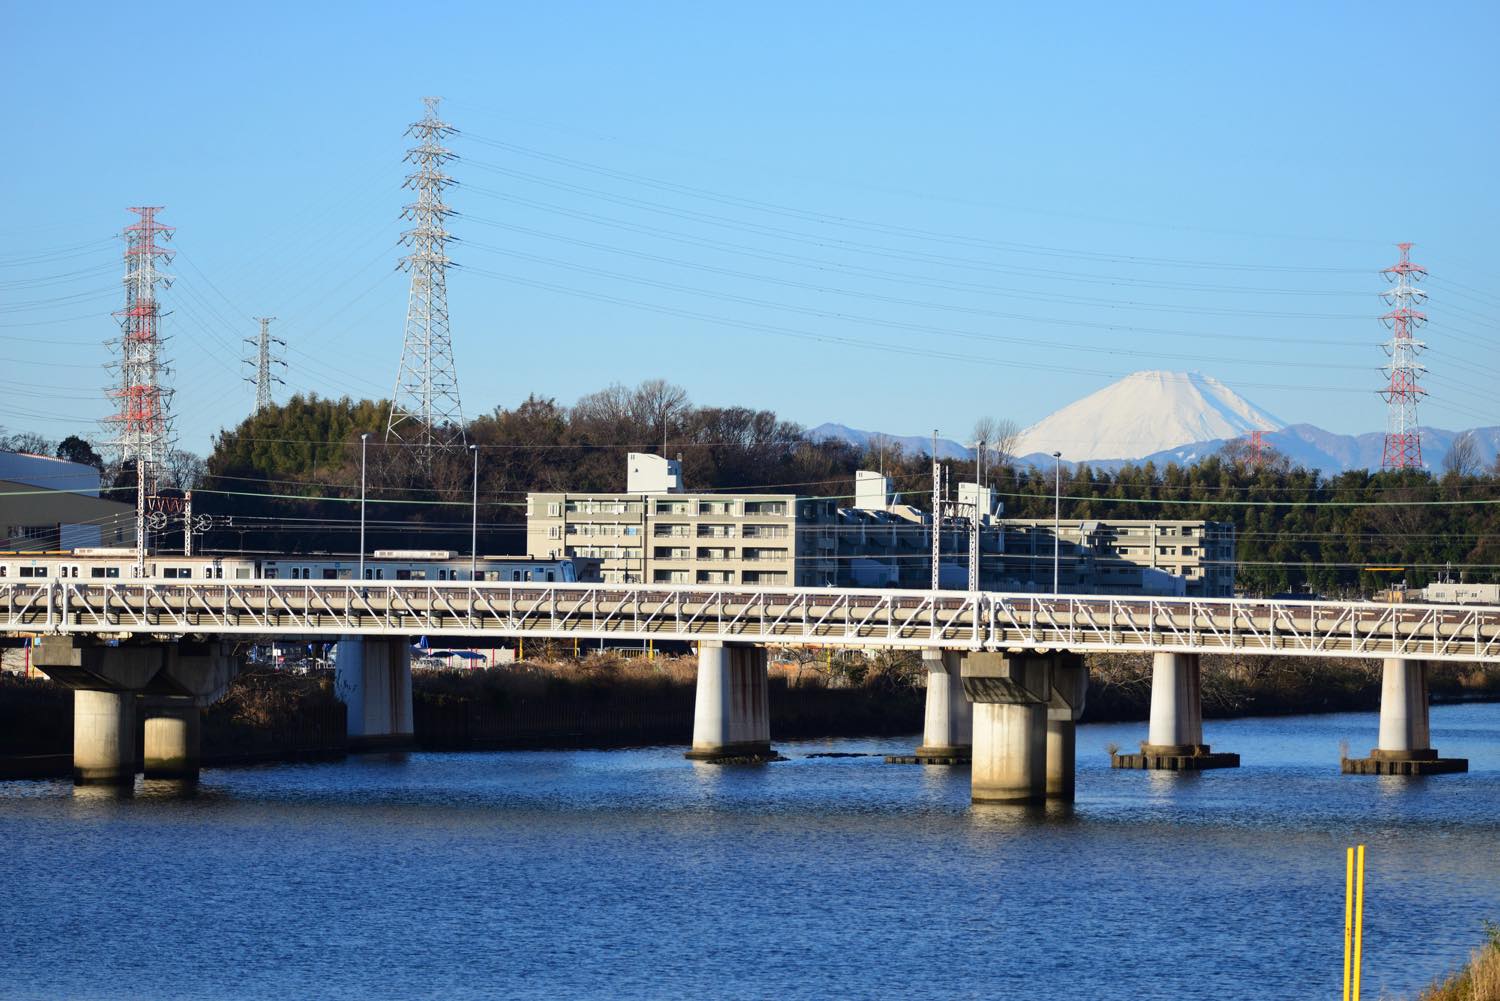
[10,380,1500,596]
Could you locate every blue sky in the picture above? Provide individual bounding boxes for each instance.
[4,1,1497,456]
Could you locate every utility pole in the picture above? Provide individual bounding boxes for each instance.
[1053,451,1062,594]
[387,97,466,462]
[244,316,285,413]
[930,431,941,592]
[469,443,479,581]
[970,435,986,593]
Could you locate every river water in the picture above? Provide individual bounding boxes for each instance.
[1,703,1496,1001]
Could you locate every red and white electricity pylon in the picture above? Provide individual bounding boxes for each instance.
[1379,243,1428,471]
[105,206,175,572]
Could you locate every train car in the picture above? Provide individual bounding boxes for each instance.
[259,550,598,583]
[0,549,600,584]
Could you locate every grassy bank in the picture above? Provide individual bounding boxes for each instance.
[1413,923,1500,1001]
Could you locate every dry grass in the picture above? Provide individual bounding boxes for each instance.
[1414,924,1500,1001]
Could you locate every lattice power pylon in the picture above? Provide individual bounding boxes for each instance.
[387,96,466,457]
[1379,243,1428,470]
[106,207,176,481]
[244,315,286,413]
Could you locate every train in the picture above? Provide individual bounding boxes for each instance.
[0,548,601,584]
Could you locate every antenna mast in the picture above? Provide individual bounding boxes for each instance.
[1379,243,1428,470]
[387,96,465,459]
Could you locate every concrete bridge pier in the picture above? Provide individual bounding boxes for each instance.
[33,639,164,785]
[1343,658,1467,775]
[1046,654,1089,801]
[335,636,414,751]
[142,698,202,780]
[686,641,774,762]
[1113,652,1238,771]
[888,650,971,764]
[142,641,237,780]
[962,652,1054,803]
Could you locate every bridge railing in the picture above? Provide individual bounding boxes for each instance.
[2,580,1499,662]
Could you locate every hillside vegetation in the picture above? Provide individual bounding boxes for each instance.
[184,380,1500,596]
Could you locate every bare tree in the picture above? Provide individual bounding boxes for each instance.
[972,416,1021,470]
[1443,430,1479,478]
[0,431,53,456]
[629,378,689,454]
[162,449,206,490]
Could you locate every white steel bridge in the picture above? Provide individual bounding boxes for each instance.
[4,580,1500,663]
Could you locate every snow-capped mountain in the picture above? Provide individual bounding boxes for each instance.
[808,369,1495,474]
[1011,371,1283,462]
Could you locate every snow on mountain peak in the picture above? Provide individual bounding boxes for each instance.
[1012,371,1284,462]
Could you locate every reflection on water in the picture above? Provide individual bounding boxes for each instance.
[0,703,1495,1001]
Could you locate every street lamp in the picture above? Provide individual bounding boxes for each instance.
[359,433,370,582]
[1052,451,1062,594]
[469,443,479,581]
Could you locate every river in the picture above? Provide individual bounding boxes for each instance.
[0,703,1496,1000]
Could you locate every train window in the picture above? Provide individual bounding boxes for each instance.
[265,569,279,579]
[512,570,521,581]
[546,571,555,582]
[397,570,411,581]
[19,567,46,578]
[215,568,224,579]
[322,569,336,580]
[376,569,384,580]
[91,567,106,578]
[0,566,6,577]
[235,568,252,579]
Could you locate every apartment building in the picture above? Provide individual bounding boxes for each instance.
[526,456,1236,595]
[526,454,838,586]
[995,519,1236,598]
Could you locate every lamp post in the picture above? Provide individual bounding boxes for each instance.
[1052,451,1062,594]
[469,443,479,581]
[359,433,370,582]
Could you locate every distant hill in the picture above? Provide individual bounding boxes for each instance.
[806,423,971,460]
[808,366,1498,474]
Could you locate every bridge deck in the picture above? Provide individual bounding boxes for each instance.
[4,581,1499,662]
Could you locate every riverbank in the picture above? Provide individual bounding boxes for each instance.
[1413,923,1499,1000]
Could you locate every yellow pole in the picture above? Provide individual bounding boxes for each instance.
[518,636,524,662]
[1352,844,1366,1001]
[1343,846,1354,1001]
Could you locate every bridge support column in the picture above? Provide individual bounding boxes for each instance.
[962,652,1053,803]
[33,638,168,785]
[889,650,971,764]
[335,636,413,751]
[686,642,774,762]
[143,698,202,780]
[1343,658,1467,775]
[73,689,139,785]
[1046,654,1088,801]
[1112,653,1238,771]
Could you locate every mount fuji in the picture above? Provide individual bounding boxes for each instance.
[1011,371,1282,462]
[807,370,1500,474]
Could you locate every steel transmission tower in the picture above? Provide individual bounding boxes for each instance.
[1379,243,1428,470]
[105,207,176,566]
[387,96,466,456]
[244,316,286,413]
